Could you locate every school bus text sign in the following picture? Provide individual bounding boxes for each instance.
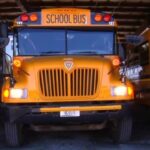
[42,8,91,26]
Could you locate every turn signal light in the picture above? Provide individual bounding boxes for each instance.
[94,14,103,22]
[127,87,133,96]
[112,58,120,66]
[30,13,38,22]
[13,59,22,68]
[20,14,29,22]
[3,89,9,98]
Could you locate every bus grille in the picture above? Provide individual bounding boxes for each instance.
[70,69,98,96]
[39,68,99,97]
[39,69,68,97]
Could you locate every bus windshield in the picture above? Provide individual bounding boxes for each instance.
[16,28,115,56]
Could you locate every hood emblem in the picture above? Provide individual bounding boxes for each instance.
[64,60,74,70]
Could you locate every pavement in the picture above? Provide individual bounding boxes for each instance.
[0,105,150,150]
[0,121,150,150]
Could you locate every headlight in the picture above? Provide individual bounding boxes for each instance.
[9,88,28,99]
[111,86,133,96]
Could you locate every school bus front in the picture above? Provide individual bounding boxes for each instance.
[1,8,134,146]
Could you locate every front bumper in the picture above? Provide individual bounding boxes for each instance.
[1,102,134,124]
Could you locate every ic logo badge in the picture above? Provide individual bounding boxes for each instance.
[64,60,74,70]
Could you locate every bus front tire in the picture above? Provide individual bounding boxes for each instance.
[111,116,132,143]
[4,122,23,147]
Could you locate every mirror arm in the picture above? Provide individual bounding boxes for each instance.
[10,76,16,87]
[121,60,127,84]
[0,49,16,87]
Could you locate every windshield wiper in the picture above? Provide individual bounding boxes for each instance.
[40,51,64,54]
[70,51,99,54]
[69,50,98,54]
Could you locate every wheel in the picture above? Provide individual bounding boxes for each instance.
[4,122,23,147]
[111,116,132,143]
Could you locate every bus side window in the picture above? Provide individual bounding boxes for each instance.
[139,42,149,66]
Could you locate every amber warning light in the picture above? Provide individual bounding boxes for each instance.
[13,59,22,68]
[112,58,120,66]
[94,14,103,22]
[30,13,38,22]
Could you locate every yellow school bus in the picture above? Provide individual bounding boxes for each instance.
[1,8,134,146]
[126,28,150,105]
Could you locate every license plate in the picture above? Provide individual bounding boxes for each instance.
[60,110,80,117]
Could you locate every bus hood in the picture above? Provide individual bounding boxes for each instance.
[14,55,113,86]
[21,55,111,70]
[13,55,113,100]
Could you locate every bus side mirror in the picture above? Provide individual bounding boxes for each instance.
[118,43,126,60]
[126,35,144,45]
[0,38,9,49]
[0,23,9,49]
